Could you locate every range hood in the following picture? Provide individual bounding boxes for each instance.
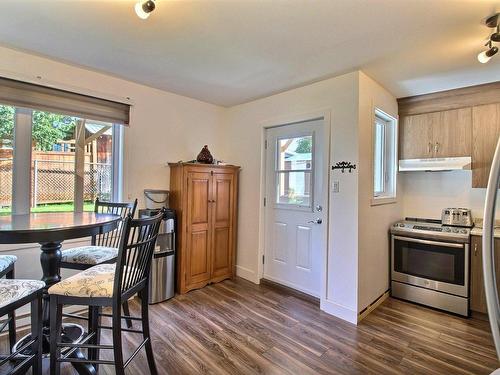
[399,156,472,172]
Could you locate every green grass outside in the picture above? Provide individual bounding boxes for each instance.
[0,202,95,215]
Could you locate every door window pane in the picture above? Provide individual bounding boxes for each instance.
[0,105,14,215]
[278,136,312,171]
[276,171,312,207]
[275,134,313,208]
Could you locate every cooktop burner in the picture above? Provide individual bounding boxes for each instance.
[390,217,472,243]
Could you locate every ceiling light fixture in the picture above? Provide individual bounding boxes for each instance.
[491,25,500,43]
[478,41,498,63]
[478,13,499,64]
[135,0,156,20]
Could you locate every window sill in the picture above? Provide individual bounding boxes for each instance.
[371,197,397,206]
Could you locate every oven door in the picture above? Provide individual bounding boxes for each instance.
[391,235,469,297]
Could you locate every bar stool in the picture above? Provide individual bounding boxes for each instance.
[0,278,43,375]
[0,255,18,352]
[49,210,163,375]
[60,199,137,327]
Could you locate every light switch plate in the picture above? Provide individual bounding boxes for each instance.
[332,181,339,193]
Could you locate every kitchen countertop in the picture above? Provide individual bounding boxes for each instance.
[470,219,500,238]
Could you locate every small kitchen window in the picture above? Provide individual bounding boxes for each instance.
[372,109,397,205]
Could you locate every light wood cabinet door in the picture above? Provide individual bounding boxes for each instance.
[210,172,235,280]
[433,108,472,158]
[470,235,500,314]
[399,113,435,159]
[185,171,212,288]
[472,104,500,188]
[470,236,486,313]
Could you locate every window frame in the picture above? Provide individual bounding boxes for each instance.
[371,108,398,206]
[7,106,123,214]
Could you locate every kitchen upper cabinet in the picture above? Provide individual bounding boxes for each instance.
[472,103,500,188]
[399,112,435,159]
[169,163,239,294]
[399,108,472,160]
[470,235,500,314]
[434,108,472,158]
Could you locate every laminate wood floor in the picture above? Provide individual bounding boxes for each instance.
[6,277,499,374]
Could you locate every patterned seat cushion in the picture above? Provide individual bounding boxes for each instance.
[48,264,116,298]
[61,246,118,265]
[0,255,17,274]
[0,279,45,309]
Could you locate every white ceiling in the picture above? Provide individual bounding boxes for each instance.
[0,0,499,106]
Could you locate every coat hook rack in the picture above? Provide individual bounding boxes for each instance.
[332,161,356,173]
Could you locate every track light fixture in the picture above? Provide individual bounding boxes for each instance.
[135,0,156,20]
[478,13,500,64]
[478,41,498,64]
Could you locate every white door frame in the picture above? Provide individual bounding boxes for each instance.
[258,108,332,303]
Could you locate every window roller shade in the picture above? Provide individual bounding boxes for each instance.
[0,77,130,125]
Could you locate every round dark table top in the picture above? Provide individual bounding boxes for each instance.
[0,212,121,244]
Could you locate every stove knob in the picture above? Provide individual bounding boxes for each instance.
[460,229,467,234]
[399,223,405,227]
[444,228,451,232]
[452,228,459,233]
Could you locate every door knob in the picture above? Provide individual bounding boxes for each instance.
[308,218,322,224]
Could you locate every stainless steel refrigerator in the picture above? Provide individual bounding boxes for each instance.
[483,137,500,373]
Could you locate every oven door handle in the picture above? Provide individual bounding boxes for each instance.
[393,235,464,249]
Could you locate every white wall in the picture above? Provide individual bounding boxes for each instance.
[401,171,500,221]
[357,72,402,312]
[223,71,361,322]
[0,45,224,283]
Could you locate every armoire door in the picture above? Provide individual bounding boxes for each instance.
[211,171,235,280]
[185,170,212,288]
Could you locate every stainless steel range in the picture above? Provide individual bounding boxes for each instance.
[390,216,472,316]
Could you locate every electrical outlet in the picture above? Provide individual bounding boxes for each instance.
[332,181,340,193]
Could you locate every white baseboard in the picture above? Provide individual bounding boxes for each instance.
[320,298,358,325]
[236,265,259,284]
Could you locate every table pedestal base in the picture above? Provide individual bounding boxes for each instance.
[13,323,96,375]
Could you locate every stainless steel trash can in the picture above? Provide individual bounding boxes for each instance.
[139,208,176,304]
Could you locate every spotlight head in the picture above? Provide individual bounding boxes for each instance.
[135,0,156,20]
[486,13,499,28]
[478,46,499,64]
[491,26,500,42]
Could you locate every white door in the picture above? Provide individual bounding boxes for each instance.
[264,118,328,297]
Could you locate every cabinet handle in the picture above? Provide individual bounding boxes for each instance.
[474,243,478,256]
[435,142,439,153]
[428,142,432,154]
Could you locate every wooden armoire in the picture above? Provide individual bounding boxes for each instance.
[169,163,240,294]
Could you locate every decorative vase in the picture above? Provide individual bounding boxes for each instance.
[196,145,214,164]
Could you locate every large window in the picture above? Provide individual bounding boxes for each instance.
[0,105,122,215]
[372,109,397,203]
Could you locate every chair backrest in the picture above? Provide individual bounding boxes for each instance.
[93,198,138,248]
[113,210,164,298]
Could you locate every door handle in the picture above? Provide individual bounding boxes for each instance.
[308,218,322,224]
[474,243,478,256]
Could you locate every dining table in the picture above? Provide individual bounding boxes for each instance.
[0,211,121,375]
